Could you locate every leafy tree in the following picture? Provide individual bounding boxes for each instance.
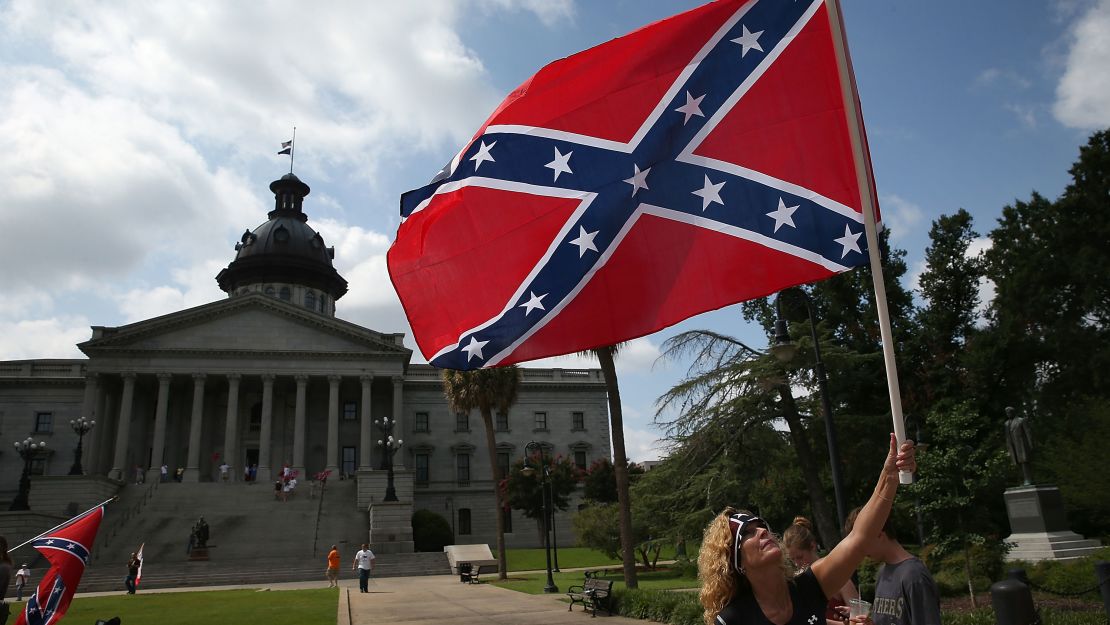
[905,400,1008,605]
[442,366,519,580]
[572,501,663,569]
[503,451,580,543]
[582,458,644,504]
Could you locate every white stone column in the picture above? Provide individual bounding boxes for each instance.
[223,373,241,481]
[184,373,206,482]
[392,375,405,468]
[79,373,99,476]
[326,374,341,475]
[109,372,137,481]
[292,374,308,476]
[258,374,275,482]
[359,374,374,470]
[148,373,172,481]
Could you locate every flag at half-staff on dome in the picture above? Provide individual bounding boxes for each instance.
[388,0,881,371]
[15,505,105,625]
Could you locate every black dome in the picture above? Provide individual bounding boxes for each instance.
[216,173,348,299]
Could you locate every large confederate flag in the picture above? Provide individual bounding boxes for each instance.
[16,506,105,625]
[389,0,878,370]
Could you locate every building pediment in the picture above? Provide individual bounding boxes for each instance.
[78,293,411,359]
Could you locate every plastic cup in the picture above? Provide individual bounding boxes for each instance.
[848,599,871,619]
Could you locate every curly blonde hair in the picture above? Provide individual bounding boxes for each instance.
[698,508,795,625]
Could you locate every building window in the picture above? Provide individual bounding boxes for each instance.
[342,446,356,475]
[343,401,357,421]
[496,411,509,431]
[497,452,510,480]
[305,290,317,310]
[455,412,469,432]
[458,508,472,535]
[30,456,47,476]
[34,412,53,433]
[456,454,471,485]
[575,451,587,470]
[415,453,429,484]
[415,412,429,433]
[264,286,275,297]
[249,403,262,432]
[502,507,513,533]
[279,286,291,301]
[533,411,547,430]
[319,294,328,313]
[572,411,585,431]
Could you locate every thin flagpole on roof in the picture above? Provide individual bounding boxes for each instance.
[290,125,296,175]
[825,0,911,483]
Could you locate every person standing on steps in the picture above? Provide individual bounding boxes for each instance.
[14,563,30,602]
[124,552,140,594]
[353,543,375,593]
[326,545,341,588]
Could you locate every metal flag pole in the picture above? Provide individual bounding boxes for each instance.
[289,125,296,174]
[10,495,119,552]
[825,0,911,483]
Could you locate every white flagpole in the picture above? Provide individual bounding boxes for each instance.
[825,0,911,483]
[9,496,118,552]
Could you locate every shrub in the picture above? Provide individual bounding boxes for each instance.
[612,588,701,625]
[411,509,453,552]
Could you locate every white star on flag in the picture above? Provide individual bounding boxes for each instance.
[569,226,599,257]
[731,24,764,57]
[675,91,706,125]
[519,291,547,315]
[834,224,862,258]
[462,336,489,361]
[767,197,799,232]
[470,140,497,171]
[545,147,573,181]
[623,164,651,196]
[692,175,725,211]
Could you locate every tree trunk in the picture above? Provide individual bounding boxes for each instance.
[778,386,841,545]
[480,407,508,580]
[596,346,638,588]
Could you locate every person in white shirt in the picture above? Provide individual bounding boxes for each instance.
[352,544,376,593]
[15,563,31,601]
[219,462,230,483]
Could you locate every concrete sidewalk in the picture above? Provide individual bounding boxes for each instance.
[340,574,646,625]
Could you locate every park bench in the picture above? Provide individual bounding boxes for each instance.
[566,575,614,617]
[458,560,499,584]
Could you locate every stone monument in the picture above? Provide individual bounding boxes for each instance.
[1002,407,1099,562]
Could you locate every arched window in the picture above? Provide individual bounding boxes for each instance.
[319,294,328,313]
[264,286,275,297]
[279,286,291,301]
[305,290,316,310]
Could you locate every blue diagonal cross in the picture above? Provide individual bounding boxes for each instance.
[400,0,867,369]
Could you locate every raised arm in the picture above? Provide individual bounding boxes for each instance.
[811,434,915,598]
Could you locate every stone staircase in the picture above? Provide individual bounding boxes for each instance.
[69,478,450,592]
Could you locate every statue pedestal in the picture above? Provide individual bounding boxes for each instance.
[188,546,210,561]
[369,501,414,554]
[1004,485,1099,562]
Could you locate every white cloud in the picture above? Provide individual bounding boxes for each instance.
[1005,102,1038,129]
[621,426,666,463]
[1053,0,1110,129]
[878,194,925,241]
[0,317,90,359]
[974,68,1032,90]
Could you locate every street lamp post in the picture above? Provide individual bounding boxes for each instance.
[375,417,403,502]
[522,440,557,593]
[547,482,560,572]
[68,417,96,476]
[10,437,47,511]
[771,289,847,531]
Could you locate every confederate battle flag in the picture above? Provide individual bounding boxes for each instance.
[16,506,105,625]
[389,0,879,370]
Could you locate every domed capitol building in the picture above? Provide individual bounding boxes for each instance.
[0,172,610,581]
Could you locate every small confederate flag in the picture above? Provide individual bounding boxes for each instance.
[278,140,292,155]
[16,506,105,625]
[389,0,878,370]
[135,543,145,587]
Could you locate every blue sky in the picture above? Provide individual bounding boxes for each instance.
[2,0,1107,461]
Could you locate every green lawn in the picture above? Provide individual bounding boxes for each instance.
[14,588,336,625]
[501,544,687,571]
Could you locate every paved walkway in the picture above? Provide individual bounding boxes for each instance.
[341,574,647,625]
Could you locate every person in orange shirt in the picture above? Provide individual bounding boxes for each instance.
[326,545,341,588]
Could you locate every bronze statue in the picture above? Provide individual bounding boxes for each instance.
[1004,406,1034,486]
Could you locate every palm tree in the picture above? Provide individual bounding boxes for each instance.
[590,344,638,589]
[442,365,519,580]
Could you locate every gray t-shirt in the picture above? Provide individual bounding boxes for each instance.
[872,557,941,625]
